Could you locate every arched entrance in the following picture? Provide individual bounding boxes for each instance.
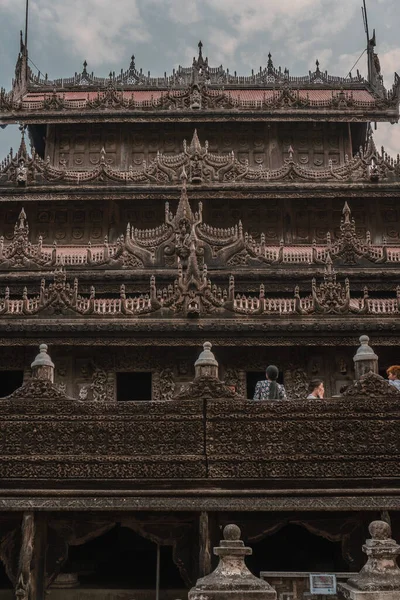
[65,525,184,590]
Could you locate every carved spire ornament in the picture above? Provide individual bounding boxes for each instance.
[353,335,379,379]
[31,344,55,383]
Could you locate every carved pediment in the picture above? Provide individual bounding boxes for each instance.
[342,372,400,398]
[2,378,75,401]
[175,375,243,400]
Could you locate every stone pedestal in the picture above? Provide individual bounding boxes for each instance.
[338,584,400,600]
[338,521,400,600]
[189,524,276,600]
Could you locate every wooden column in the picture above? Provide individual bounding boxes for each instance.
[15,512,35,600]
[199,511,212,578]
[31,516,48,600]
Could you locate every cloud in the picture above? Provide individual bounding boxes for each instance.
[201,0,357,46]
[375,123,400,159]
[148,0,201,25]
[379,47,400,86]
[0,0,399,156]
[28,0,151,66]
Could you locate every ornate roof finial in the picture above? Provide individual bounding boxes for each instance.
[189,129,202,155]
[198,40,203,59]
[267,52,274,73]
[180,164,188,183]
[129,55,135,71]
[175,169,194,224]
[185,229,201,281]
[342,201,351,223]
[83,60,88,74]
[17,126,28,160]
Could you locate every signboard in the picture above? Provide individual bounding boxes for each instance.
[309,574,337,595]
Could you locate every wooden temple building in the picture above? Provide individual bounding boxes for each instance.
[0,21,400,600]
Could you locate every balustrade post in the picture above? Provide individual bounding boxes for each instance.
[195,342,219,379]
[338,520,400,599]
[189,524,276,600]
[31,344,55,383]
[353,335,379,380]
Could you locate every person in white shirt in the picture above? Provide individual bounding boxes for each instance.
[387,365,400,391]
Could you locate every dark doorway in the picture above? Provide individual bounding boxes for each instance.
[246,524,348,575]
[0,560,12,588]
[0,371,24,398]
[117,372,152,401]
[246,371,284,399]
[67,525,184,589]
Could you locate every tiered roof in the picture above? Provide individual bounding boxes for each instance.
[0,40,399,124]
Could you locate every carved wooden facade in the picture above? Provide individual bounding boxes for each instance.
[0,30,400,596]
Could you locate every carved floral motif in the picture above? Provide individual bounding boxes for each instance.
[342,372,400,397]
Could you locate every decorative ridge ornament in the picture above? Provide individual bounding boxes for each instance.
[175,343,242,400]
[2,131,400,188]
[342,372,400,398]
[0,200,399,273]
[2,344,75,401]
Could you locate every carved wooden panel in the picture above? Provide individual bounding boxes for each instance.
[0,395,399,482]
[47,122,347,172]
[278,122,346,168]
[206,397,400,480]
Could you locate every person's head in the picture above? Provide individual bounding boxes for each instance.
[387,365,400,381]
[265,365,280,400]
[308,378,324,398]
[266,365,279,381]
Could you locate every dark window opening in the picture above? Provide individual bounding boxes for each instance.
[246,371,284,399]
[0,371,24,398]
[379,368,389,379]
[0,561,12,588]
[117,372,152,401]
[247,523,349,575]
[66,525,185,589]
[28,124,47,159]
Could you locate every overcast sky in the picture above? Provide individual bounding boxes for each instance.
[0,0,399,158]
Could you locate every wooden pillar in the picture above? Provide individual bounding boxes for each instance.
[198,511,212,578]
[15,512,35,600]
[31,516,48,600]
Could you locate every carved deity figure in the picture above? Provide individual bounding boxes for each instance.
[16,159,28,185]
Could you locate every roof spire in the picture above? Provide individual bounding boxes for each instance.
[198,40,203,59]
[24,0,29,52]
[362,0,371,81]
[267,52,274,73]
